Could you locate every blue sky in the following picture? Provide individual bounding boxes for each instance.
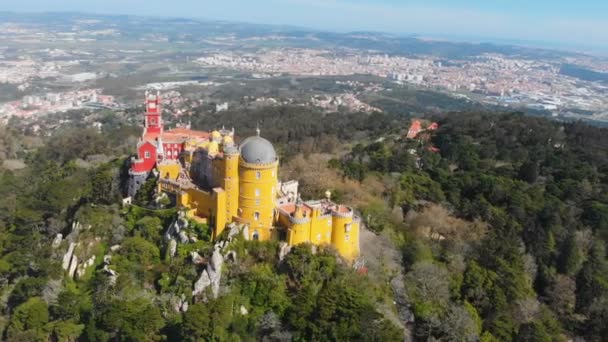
[2,0,608,51]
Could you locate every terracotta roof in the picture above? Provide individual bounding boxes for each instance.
[143,128,210,144]
[279,203,312,215]
[165,127,210,139]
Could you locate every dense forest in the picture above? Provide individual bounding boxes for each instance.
[338,112,608,341]
[0,106,607,341]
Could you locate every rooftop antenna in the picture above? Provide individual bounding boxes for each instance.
[256,122,261,137]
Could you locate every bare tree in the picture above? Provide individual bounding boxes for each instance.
[547,274,576,317]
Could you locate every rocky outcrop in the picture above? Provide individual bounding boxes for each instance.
[278,242,291,262]
[192,246,225,300]
[193,269,212,297]
[62,242,77,270]
[165,211,189,240]
[67,255,78,279]
[76,255,96,279]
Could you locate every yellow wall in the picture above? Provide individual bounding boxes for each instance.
[287,219,311,245]
[310,214,333,245]
[213,189,227,239]
[238,159,278,240]
[331,213,360,260]
[182,187,227,239]
[223,152,239,223]
[157,162,181,180]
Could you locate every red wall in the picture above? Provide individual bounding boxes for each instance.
[162,143,184,160]
[132,141,157,173]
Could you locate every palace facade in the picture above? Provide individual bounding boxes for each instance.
[129,92,360,260]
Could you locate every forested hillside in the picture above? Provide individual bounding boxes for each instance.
[337,112,608,341]
[0,108,607,341]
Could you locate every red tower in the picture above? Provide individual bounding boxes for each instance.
[144,91,163,135]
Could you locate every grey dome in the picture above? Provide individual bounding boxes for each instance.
[239,136,277,164]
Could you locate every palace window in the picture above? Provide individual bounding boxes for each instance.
[144,151,151,159]
[254,212,260,221]
[255,189,260,197]
[149,103,156,109]
[256,171,261,179]
[253,231,260,241]
[345,223,351,233]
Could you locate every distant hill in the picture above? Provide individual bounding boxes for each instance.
[0,11,588,60]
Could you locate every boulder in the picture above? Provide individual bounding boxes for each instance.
[168,239,177,258]
[110,244,121,252]
[103,265,117,286]
[240,305,249,315]
[179,231,189,243]
[193,269,212,297]
[227,223,239,240]
[52,234,63,249]
[190,251,204,265]
[278,242,291,262]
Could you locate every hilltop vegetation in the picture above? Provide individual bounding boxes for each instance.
[335,112,608,341]
[0,107,607,341]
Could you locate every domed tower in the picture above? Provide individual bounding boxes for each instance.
[238,130,278,240]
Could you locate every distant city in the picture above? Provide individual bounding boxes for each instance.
[0,12,607,125]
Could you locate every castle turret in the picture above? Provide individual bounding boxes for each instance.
[331,206,360,260]
[238,132,278,240]
[221,144,240,236]
[144,91,163,135]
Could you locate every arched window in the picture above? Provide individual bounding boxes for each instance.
[254,212,260,221]
[255,189,260,197]
[253,231,259,241]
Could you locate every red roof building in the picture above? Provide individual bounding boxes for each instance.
[406,120,423,139]
[130,91,210,175]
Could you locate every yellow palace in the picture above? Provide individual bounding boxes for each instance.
[133,93,360,260]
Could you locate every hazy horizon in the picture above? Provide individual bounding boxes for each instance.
[1,0,608,55]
